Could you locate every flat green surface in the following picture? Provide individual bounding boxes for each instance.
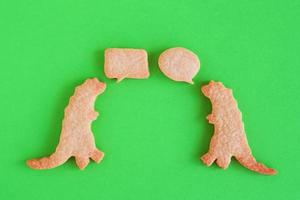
[0,0,299,199]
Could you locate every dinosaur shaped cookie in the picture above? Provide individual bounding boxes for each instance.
[27,78,106,170]
[201,81,277,175]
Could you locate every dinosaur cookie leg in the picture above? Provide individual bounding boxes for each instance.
[73,148,105,169]
[90,148,105,163]
[75,157,90,170]
[201,152,231,169]
[201,152,216,166]
[27,78,106,170]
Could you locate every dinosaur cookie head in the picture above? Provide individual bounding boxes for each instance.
[79,78,106,95]
[202,81,231,99]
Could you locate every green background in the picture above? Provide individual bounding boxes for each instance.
[1,0,299,199]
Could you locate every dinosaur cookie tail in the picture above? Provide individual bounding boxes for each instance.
[27,151,70,170]
[236,155,277,175]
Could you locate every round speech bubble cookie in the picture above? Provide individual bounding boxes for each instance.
[158,47,200,84]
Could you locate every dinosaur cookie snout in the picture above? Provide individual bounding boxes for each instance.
[202,81,217,97]
[201,84,212,97]
[202,81,228,98]
[94,80,106,93]
[85,78,106,94]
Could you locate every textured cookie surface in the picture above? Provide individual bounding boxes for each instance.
[104,48,149,82]
[201,81,276,175]
[27,78,106,170]
[158,47,200,84]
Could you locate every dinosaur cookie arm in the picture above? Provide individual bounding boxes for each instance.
[207,114,216,124]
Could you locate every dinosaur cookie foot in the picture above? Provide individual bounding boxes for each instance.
[75,149,105,170]
[201,152,231,169]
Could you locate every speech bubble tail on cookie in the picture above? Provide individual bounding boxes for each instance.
[158,47,200,84]
[186,79,194,84]
[116,76,127,83]
[27,78,106,170]
[201,81,277,175]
